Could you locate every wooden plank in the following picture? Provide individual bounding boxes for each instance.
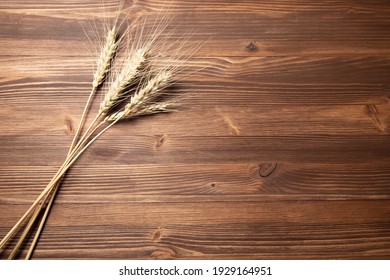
[1,163,390,202]
[1,104,389,136]
[0,201,389,259]
[1,56,390,108]
[1,134,390,166]
[1,1,390,57]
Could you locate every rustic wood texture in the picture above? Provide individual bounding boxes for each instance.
[1,0,390,259]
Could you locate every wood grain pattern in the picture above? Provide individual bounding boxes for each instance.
[0,0,390,259]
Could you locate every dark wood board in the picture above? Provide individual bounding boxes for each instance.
[0,0,389,259]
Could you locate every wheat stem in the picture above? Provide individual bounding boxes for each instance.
[7,200,44,259]
[66,113,104,162]
[0,197,43,250]
[25,183,58,260]
[69,88,98,151]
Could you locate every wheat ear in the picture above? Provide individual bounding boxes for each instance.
[99,47,148,114]
[92,27,119,88]
[106,71,172,122]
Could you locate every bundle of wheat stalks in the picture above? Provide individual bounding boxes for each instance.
[0,3,192,259]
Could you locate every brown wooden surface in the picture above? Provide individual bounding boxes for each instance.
[1,0,390,259]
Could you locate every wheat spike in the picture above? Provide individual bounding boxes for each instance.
[123,71,171,113]
[128,101,175,117]
[92,27,119,89]
[105,71,172,122]
[99,47,148,114]
[106,101,174,121]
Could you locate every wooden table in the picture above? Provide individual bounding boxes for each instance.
[0,0,389,259]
